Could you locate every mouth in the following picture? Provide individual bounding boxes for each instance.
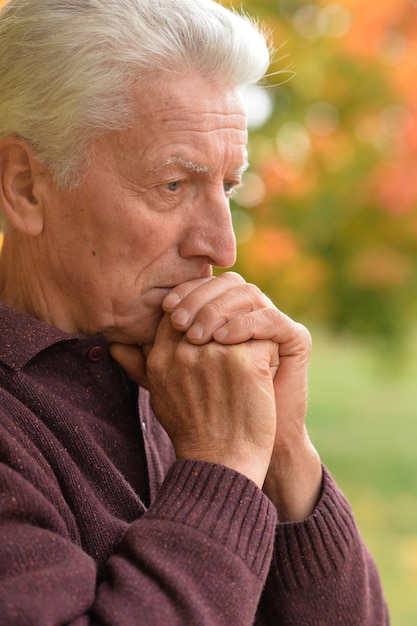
[149,271,214,299]
[151,286,177,295]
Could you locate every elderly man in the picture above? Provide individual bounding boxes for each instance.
[0,0,388,624]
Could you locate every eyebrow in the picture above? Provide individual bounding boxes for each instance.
[146,157,249,177]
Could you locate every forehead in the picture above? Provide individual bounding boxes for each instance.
[107,73,249,173]
[134,72,247,125]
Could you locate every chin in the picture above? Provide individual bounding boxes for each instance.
[103,315,162,346]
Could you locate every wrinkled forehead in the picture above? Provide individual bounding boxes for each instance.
[99,72,249,175]
[130,71,248,125]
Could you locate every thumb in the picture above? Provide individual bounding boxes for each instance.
[109,343,149,388]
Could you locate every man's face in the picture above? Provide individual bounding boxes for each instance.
[40,74,248,344]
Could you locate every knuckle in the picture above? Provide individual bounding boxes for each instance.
[245,281,269,300]
[193,298,229,329]
[206,297,230,319]
[219,343,251,372]
[263,307,278,324]
[239,311,257,330]
[220,271,246,285]
[294,321,312,351]
[202,340,246,364]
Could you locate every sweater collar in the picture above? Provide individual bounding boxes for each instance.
[0,302,103,369]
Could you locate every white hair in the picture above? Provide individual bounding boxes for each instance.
[0,0,271,193]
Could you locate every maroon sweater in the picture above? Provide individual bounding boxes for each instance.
[0,303,388,625]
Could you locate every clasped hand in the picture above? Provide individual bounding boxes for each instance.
[111,272,322,520]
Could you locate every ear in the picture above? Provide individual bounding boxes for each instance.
[0,137,49,236]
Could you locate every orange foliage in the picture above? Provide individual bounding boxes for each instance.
[260,160,317,201]
[339,0,412,58]
[371,160,417,215]
[239,227,299,272]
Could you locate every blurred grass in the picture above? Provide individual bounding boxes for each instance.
[307,329,417,625]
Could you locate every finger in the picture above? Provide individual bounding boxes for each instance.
[213,308,312,362]
[162,276,216,311]
[162,272,246,330]
[183,285,272,344]
[109,343,149,388]
[166,275,273,345]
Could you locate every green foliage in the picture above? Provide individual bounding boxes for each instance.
[308,330,417,626]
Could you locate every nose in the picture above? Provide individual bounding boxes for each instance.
[179,190,237,268]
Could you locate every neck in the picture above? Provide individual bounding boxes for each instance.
[0,229,77,332]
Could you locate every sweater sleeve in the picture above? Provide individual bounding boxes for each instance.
[0,445,277,625]
[255,466,390,625]
[94,460,277,626]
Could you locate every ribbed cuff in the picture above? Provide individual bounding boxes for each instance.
[271,465,360,591]
[145,459,277,576]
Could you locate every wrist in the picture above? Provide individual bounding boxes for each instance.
[263,436,322,522]
[175,445,271,491]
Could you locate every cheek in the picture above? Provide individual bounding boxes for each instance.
[99,224,175,285]
[126,216,183,257]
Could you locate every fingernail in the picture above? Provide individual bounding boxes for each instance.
[187,322,204,340]
[163,293,182,309]
[171,307,190,326]
[213,327,228,341]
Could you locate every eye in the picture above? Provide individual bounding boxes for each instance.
[166,180,181,192]
[223,181,238,198]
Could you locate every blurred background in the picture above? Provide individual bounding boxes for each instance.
[0,0,416,622]
[230,1,417,623]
